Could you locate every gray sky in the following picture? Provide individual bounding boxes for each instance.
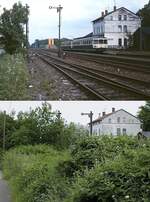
[0,0,148,43]
[0,101,145,125]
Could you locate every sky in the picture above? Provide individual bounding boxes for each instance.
[0,101,145,125]
[0,0,148,43]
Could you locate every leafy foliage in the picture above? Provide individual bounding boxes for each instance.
[0,2,29,54]
[138,101,150,131]
[2,136,150,202]
[137,1,150,27]
[0,112,17,149]
[2,145,70,202]
[65,136,150,202]
[0,54,29,100]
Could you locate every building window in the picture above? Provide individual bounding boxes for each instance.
[124,15,127,21]
[117,128,121,135]
[124,38,128,47]
[110,16,113,20]
[109,118,111,123]
[123,25,127,32]
[117,117,120,123]
[118,38,122,47]
[123,117,126,123]
[118,15,122,21]
[99,128,101,135]
[123,128,127,135]
[118,25,122,32]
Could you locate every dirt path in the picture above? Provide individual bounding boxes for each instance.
[0,171,11,202]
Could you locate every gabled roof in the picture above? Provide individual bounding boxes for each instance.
[92,7,139,23]
[91,109,140,124]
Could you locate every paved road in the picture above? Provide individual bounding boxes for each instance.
[0,171,11,202]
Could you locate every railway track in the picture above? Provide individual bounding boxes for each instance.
[65,51,150,74]
[34,51,150,100]
[39,50,150,86]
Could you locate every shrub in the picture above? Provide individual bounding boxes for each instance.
[2,145,70,202]
[0,54,29,100]
[65,138,150,202]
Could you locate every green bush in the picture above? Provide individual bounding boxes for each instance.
[57,135,144,178]
[2,136,150,202]
[0,54,29,100]
[2,145,70,202]
[65,137,150,202]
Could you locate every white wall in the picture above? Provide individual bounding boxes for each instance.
[92,110,141,136]
[93,7,141,48]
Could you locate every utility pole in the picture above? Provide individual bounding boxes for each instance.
[3,111,6,152]
[26,4,29,60]
[81,111,93,135]
[49,4,63,58]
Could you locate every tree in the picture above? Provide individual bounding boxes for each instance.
[0,112,17,149]
[138,101,150,131]
[137,1,150,26]
[0,2,29,54]
[11,102,76,149]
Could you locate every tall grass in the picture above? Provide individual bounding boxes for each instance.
[2,145,70,202]
[0,54,29,99]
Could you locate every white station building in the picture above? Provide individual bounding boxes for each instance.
[90,108,142,136]
[92,6,141,48]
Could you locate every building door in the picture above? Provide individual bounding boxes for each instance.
[118,38,122,47]
[124,38,128,48]
[117,128,121,135]
[123,128,127,135]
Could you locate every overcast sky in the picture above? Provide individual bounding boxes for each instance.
[0,0,148,43]
[0,101,145,125]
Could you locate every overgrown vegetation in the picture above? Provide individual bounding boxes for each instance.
[0,102,84,150]
[2,136,150,202]
[0,54,29,100]
[138,101,150,131]
[2,145,70,202]
[1,102,150,202]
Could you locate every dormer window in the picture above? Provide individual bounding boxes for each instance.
[118,15,122,21]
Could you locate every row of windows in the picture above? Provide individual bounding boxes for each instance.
[94,25,128,34]
[110,15,127,21]
[108,117,135,123]
[93,128,127,135]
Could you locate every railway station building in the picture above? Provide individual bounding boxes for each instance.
[92,6,141,49]
[90,108,142,136]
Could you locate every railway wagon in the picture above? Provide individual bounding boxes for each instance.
[61,36,108,52]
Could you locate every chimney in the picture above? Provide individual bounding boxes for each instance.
[105,10,108,15]
[114,6,117,11]
[102,112,106,116]
[112,108,115,113]
[101,11,104,17]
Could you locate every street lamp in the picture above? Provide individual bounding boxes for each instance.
[81,111,93,135]
[49,4,63,58]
